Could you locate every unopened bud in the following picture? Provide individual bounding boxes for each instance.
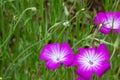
[63,21,69,27]
[114,35,120,49]
[0,77,2,80]
[81,8,85,11]
[31,7,36,12]
[64,6,69,16]
[98,24,102,30]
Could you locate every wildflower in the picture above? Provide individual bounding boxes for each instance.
[94,12,120,34]
[73,44,111,80]
[40,42,74,70]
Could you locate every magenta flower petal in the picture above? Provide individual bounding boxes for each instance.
[93,61,111,77]
[105,12,120,30]
[73,47,96,66]
[115,12,120,30]
[40,42,74,70]
[40,43,60,60]
[113,12,120,33]
[94,12,107,24]
[116,12,120,17]
[76,67,92,80]
[74,44,111,79]
[63,54,74,67]
[79,47,96,55]
[114,29,120,34]
[99,25,112,34]
[72,54,81,66]
[94,12,120,34]
[94,12,112,34]
[61,42,73,55]
[46,60,60,70]
[97,44,110,60]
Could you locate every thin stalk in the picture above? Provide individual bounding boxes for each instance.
[93,38,113,46]
[110,48,116,60]
[91,24,102,44]
[0,7,36,48]
[117,66,120,77]
[72,34,92,48]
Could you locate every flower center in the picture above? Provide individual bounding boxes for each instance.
[79,51,104,70]
[51,53,66,62]
[56,58,60,61]
[88,60,93,65]
[104,18,120,29]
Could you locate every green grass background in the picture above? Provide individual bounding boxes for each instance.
[0,0,120,80]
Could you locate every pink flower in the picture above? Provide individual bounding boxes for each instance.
[73,44,111,80]
[40,42,74,70]
[94,12,120,34]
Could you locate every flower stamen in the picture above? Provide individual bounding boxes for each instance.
[89,60,93,65]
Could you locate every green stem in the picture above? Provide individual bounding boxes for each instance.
[91,24,102,44]
[117,66,120,77]
[110,48,116,60]
[93,38,113,46]
[72,34,92,48]
[55,27,66,42]
[0,7,36,48]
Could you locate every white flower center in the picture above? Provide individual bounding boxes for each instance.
[49,47,67,62]
[79,50,104,71]
[104,17,120,29]
[51,53,66,62]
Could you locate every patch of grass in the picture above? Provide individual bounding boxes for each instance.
[0,0,120,80]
